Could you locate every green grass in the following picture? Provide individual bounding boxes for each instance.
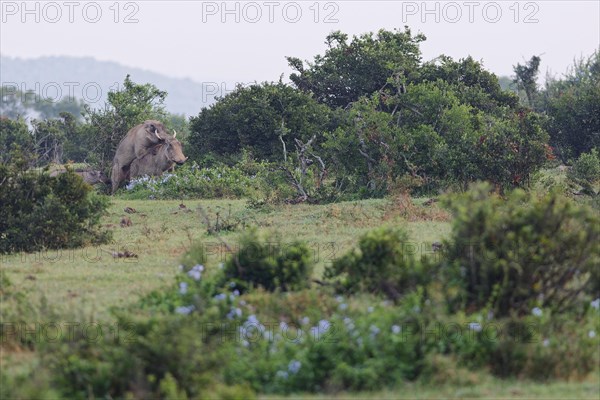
[1,197,450,316]
[260,377,600,399]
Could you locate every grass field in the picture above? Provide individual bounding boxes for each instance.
[1,197,451,316]
[261,377,600,399]
[2,196,599,398]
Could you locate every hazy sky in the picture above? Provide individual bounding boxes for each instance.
[1,0,599,86]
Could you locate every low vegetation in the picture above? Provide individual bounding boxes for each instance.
[2,185,598,398]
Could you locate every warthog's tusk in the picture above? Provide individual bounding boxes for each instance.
[173,130,177,139]
[154,129,160,139]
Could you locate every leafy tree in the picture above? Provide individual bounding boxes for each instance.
[0,88,85,120]
[513,55,541,109]
[542,51,600,160]
[323,94,422,196]
[474,110,550,191]
[420,56,519,112]
[188,81,332,163]
[287,28,425,108]
[184,29,553,197]
[0,117,33,164]
[81,75,168,169]
[30,112,79,165]
[324,81,549,195]
[61,112,90,163]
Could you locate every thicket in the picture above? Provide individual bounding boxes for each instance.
[0,150,111,254]
[439,183,599,316]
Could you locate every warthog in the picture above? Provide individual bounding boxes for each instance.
[129,136,187,179]
[111,120,173,193]
[50,168,109,185]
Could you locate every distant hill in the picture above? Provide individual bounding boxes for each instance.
[0,55,216,117]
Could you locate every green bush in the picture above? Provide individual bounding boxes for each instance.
[440,182,599,316]
[324,227,429,301]
[568,149,600,195]
[222,289,433,394]
[187,81,332,162]
[420,309,599,381]
[42,264,256,399]
[1,366,58,400]
[544,51,600,160]
[0,117,34,164]
[0,155,111,254]
[222,229,314,293]
[43,314,255,399]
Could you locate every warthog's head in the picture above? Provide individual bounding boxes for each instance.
[144,120,169,140]
[87,170,110,185]
[75,169,110,185]
[163,133,187,166]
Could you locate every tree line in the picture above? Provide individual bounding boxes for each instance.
[2,28,598,199]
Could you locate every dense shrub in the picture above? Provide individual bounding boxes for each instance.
[221,228,314,293]
[0,271,64,399]
[324,227,429,301]
[221,291,431,394]
[440,183,599,316]
[543,51,600,160]
[39,263,256,399]
[323,82,550,197]
[188,81,332,163]
[43,313,256,399]
[0,117,33,164]
[568,148,600,195]
[0,154,111,253]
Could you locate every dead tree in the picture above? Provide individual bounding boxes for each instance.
[279,134,327,202]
